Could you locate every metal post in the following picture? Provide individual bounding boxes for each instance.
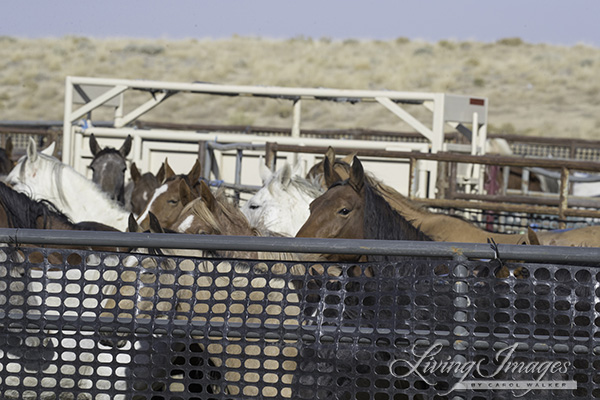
[265,142,278,171]
[558,167,570,229]
[62,77,73,164]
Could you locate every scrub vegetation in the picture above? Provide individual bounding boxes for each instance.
[1,36,599,139]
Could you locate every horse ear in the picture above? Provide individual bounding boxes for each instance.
[349,156,365,191]
[119,135,133,158]
[341,151,357,165]
[27,137,38,162]
[130,162,141,183]
[128,213,142,233]
[323,155,342,188]
[5,137,13,158]
[279,163,292,187]
[259,159,273,184]
[148,212,165,233]
[163,158,175,180]
[291,161,304,177]
[526,227,541,245]
[156,162,166,183]
[325,147,336,165]
[179,179,193,207]
[41,141,56,157]
[200,180,217,212]
[187,159,201,188]
[89,134,101,156]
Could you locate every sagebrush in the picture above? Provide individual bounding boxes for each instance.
[1,36,599,139]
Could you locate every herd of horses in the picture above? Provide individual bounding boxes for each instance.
[1,136,600,261]
[2,135,600,397]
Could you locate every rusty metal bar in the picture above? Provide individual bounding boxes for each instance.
[263,143,600,173]
[408,157,416,198]
[558,167,570,229]
[265,142,277,170]
[418,198,600,219]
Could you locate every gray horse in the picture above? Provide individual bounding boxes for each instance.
[88,134,132,205]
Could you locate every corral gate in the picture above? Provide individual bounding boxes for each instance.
[0,229,598,399]
[62,76,488,198]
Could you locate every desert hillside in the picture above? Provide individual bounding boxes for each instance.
[0,36,599,139]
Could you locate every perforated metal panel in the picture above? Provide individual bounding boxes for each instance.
[0,246,597,399]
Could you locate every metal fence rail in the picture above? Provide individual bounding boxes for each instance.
[1,231,600,399]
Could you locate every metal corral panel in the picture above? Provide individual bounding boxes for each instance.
[0,241,596,399]
[63,77,489,198]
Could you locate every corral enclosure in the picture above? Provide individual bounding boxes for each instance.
[61,76,489,200]
[1,36,600,400]
[0,230,599,400]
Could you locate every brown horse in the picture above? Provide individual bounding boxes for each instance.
[310,148,538,245]
[297,156,432,263]
[136,158,202,230]
[535,226,600,247]
[170,181,303,262]
[128,162,161,216]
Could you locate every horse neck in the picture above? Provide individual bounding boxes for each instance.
[365,176,430,224]
[35,156,128,229]
[363,183,431,242]
[215,201,256,236]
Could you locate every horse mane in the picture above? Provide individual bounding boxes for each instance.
[364,182,432,242]
[0,181,73,229]
[91,147,122,159]
[267,174,323,198]
[363,181,432,262]
[365,174,473,225]
[183,189,257,236]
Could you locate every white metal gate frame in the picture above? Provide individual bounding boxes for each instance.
[62,76,488,198]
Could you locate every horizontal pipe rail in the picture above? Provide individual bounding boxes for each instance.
[1,228,600,265]
[266,143,600,173]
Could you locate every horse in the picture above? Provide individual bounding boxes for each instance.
[5,137,130,231]
[297,156,432,263]
[313,148,538,245]
[0,181,125,254]
[128,162,161,216]
[241,162,323,236]
[305,146,356,188]
[88,134,132,205]
[0,137,14,177]
[534,225,600,247]
[129,206,302,397]
[136,158,202,230]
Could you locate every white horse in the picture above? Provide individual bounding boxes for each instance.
[241,162,323,237]
[5,138,130,231]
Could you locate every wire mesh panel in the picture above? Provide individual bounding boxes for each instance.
[0,245,598,399]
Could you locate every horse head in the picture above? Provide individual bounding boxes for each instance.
[296,156,366,259]
[306,146,357,190]
[173,181,256,237]
[135,158,201,230]
[242,162,322,236]
[129,162,160,216]
[88,134,132,205]
[6,138,56,194]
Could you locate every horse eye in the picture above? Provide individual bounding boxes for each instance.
[249,204,259,210]
[338,208,350,215]
[168,199,179,205]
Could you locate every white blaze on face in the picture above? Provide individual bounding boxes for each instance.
[136,184,168,224]
[176,215,195,233]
